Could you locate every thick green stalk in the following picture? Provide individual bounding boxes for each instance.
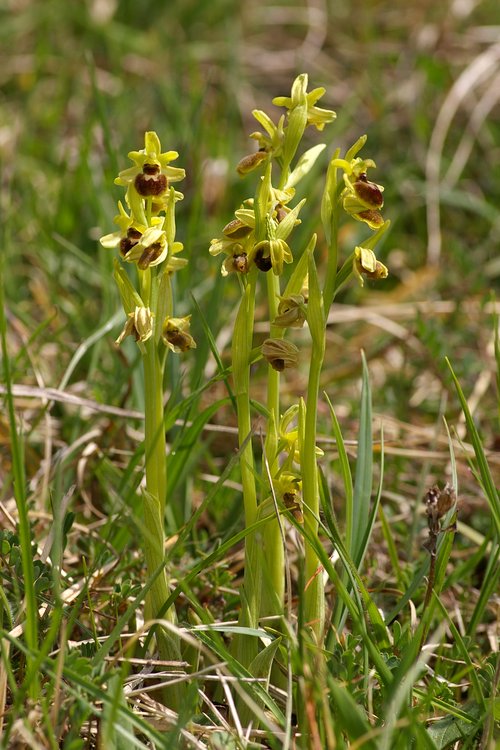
[142,341,180,641]
[232,272,260,667]
[301,350,325,641]
[260,271,285,619]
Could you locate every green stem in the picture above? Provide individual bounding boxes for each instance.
[260,271,285,619]
[142,311,181,708]
[302,350,325,641]
[232,272,260,667]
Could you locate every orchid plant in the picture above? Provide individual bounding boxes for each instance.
[209,74,390,669]
[100,132,195,708]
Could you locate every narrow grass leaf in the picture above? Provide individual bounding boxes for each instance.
[193,630,285,726]
[168,397,231,494]
[190,291,236,406]
[446,358,500,537]
[325,393,354,553]
[351,352,373,569]
[328,678,377,749]
[432,596,486,710]
[0,268,39,698]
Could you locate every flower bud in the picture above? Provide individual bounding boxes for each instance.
[236,150,269,175]
[223,219,253,239]
[116,306,154,346]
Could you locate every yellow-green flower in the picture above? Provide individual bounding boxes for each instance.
[273,73,336,131]
[100,201,140,251]
[253,197,305,276]
[249,110,286,155]
[278,404,323,464]
[99,201,168,266]
[162,316,196,353]
[115,131,185,198]
[274,471,303,523]
[353,246,388,286]
[164,241,188,275]
[331,139,385,229]
[121,225,168,270]
[115,306,154,346]
[209,207,256,276]
[253,238,292,276]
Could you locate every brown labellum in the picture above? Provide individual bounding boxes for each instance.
[135,167,168,196]
[254,247,272,272]
[138,242,163,270]
[354,179,384,208]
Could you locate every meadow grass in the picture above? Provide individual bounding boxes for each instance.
[1,1,500,747]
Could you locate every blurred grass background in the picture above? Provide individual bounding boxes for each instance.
[1,0,500,740]
[3,0,499,483]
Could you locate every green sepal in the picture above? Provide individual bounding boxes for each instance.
[282,74,308,173]
[344,134,367,162]
[155,270,173,344]
[282,234,315,298]
[255,164,272,242]
[321,148,340,248]
[164,186,176,249]
[113,258,144,314]
[275,198,306,241]
[306,243,325,355]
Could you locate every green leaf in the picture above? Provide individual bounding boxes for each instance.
[351,351,373,568]
[286,143,326,188]
[447,357,500,538]
[426,704,482,748]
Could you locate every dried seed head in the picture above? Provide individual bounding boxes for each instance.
[262,338,299,371]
